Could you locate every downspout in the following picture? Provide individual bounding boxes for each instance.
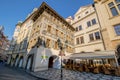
[92,3,106,50]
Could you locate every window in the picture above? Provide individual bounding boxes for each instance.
[79,25,82,30]
[87,21,91,27]
[108,1,119,16]
[37,25,39,27]
[54,41,58,49]
[89,33,94,41]
[115,0,120,3]
[76,27,78,31]
[85,11,89,14]
[115,0,120,10]
[111,7,119,16]
[47,25,51,33]
[80,36,84,44]
[95,49,101,51]
[95,32,101,40]
[76,38,79,44]
[92,19,97,25]
[118,4,120,10]
[56,29,58,36]
[114,24,120,35]
[78,16,81,19]
[23,40,27,49]
[46,39,50,48]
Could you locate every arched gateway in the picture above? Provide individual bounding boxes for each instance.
[48,55,60,69]
[117,45,120,55]
[14,55,19,67]
[26,54,34,70]
[116,45,120,65]
[18,56,23,68]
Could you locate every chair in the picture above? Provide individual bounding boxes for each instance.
[65,64,69,69]
[69,64,73,70]
[93,67,99,74]
[73,65,76,70]
[115,67,120,76]
[79,66,83,72]
[85,65,90,72]
[102,66,111,75]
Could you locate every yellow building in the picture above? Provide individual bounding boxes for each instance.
[64,3,118,68]
[94,0,120,56]
[71,5,105,53]
[93,0,120,66]
[7,2,75,72]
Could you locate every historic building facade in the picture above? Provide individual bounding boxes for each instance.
[7,0,120,72]
[65,4,118,67]
[7,2,74,72]
[94,0,120,62]
[0,26,9,61]
[70,5,105,53]
[7,14,34,68]
[94,0,120,51]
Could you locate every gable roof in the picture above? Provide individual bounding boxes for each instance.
[75,5,92,16]
[32,2,75,30]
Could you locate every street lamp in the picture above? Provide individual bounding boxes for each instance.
[57,38,67,80]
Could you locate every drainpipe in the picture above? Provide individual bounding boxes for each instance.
[92,3,106,50]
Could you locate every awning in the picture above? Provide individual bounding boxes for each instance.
[63,51,116,59]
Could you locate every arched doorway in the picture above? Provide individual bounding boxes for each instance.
[117,45,120,56]
[116,45,120,65]
[26,55,34,70]
[18,56,23,68]
[48,55,59,68]
[10,56,15,67]
[8,55,12,65]
[48,56,54,68]
[14,55,19,67]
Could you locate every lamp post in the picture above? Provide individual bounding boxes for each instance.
[57,38,67,80]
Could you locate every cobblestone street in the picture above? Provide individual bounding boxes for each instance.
[29,68,120,80]
[0,64,45,80]
[1,63,120,80]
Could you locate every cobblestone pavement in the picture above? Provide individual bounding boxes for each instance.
[29,68,120,80]
[0,64,44,80]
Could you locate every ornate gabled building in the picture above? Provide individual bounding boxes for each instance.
[7,2,75,72]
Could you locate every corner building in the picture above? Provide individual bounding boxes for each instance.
[7,2,75,72]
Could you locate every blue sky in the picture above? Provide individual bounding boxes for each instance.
[0,0,93,40]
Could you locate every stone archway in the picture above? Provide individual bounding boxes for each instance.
[48,56,54,68]
[14,55,19,67]
[18,56,23,68]
[8,55,12,65]
[116,45,120,65]
[117,45,120,56]
[10,55,16,67]
[48,55,59,69]
[26,54,34,70]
